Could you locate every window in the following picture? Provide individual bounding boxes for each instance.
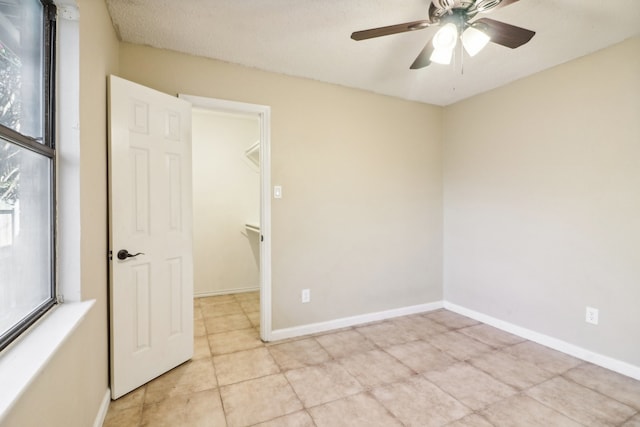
[0,0,56,351]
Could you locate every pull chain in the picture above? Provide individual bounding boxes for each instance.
[460,36,465,75]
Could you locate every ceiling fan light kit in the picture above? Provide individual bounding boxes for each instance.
[430,23,459,65]
[462,25,491,56]
[432,23,459,50]
[430,47,455,65]
[351,0,535,70]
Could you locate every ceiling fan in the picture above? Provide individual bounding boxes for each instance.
[351,0,535,69]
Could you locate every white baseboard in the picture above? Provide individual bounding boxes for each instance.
[193,291,639,381]
[93,389,111,427]
[269,301,444,342]
[444,301,640,381]
[194,286,259,298]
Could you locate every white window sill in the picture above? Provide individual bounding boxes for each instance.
[0,300,95,422]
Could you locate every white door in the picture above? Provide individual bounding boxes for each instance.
[108,75,194,399]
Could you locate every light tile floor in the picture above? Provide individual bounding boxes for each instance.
[104,292,640,427]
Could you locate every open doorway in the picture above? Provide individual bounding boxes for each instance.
[180,94,272,342]
[191,109,260,296]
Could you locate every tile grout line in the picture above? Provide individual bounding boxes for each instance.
[104,301,640,427]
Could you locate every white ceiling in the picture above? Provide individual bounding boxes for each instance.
[105,0,640,106]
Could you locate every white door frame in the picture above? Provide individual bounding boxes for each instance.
[179,94,272,342]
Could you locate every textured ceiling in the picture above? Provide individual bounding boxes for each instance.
[105,0,640,106]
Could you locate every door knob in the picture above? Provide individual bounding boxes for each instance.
[117,249,144,260]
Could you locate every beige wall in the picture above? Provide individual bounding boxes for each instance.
[119,44,444,329]
[443,37,640,366]
[192,109,260,296]
[2,0,119,425]
[3,12,639,427]
[77,0,120,417]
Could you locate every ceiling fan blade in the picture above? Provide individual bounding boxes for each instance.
[410,37,434,69]
[475,17,535,49]
[351,20,431,41]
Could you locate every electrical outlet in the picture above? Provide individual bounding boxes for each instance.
[301,289,310,303]
[585,306,599,325]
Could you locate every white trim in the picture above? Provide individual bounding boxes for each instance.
[444,301,640,381]
[257,103,272,342]
[57,0,81,303]
[178,94,272,342]
[0,301,95,423]
[269,301,443,342]
[195,287,260,299]
[93,389,111,427]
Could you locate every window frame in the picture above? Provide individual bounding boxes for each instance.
[0,0,57,352]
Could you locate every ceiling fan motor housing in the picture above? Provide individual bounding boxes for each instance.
[476,0,503,12]
[430,0,503,23]
[438,8,471,33]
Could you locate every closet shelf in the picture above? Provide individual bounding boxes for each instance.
[244,141,260,168]
[245,224,260,233]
